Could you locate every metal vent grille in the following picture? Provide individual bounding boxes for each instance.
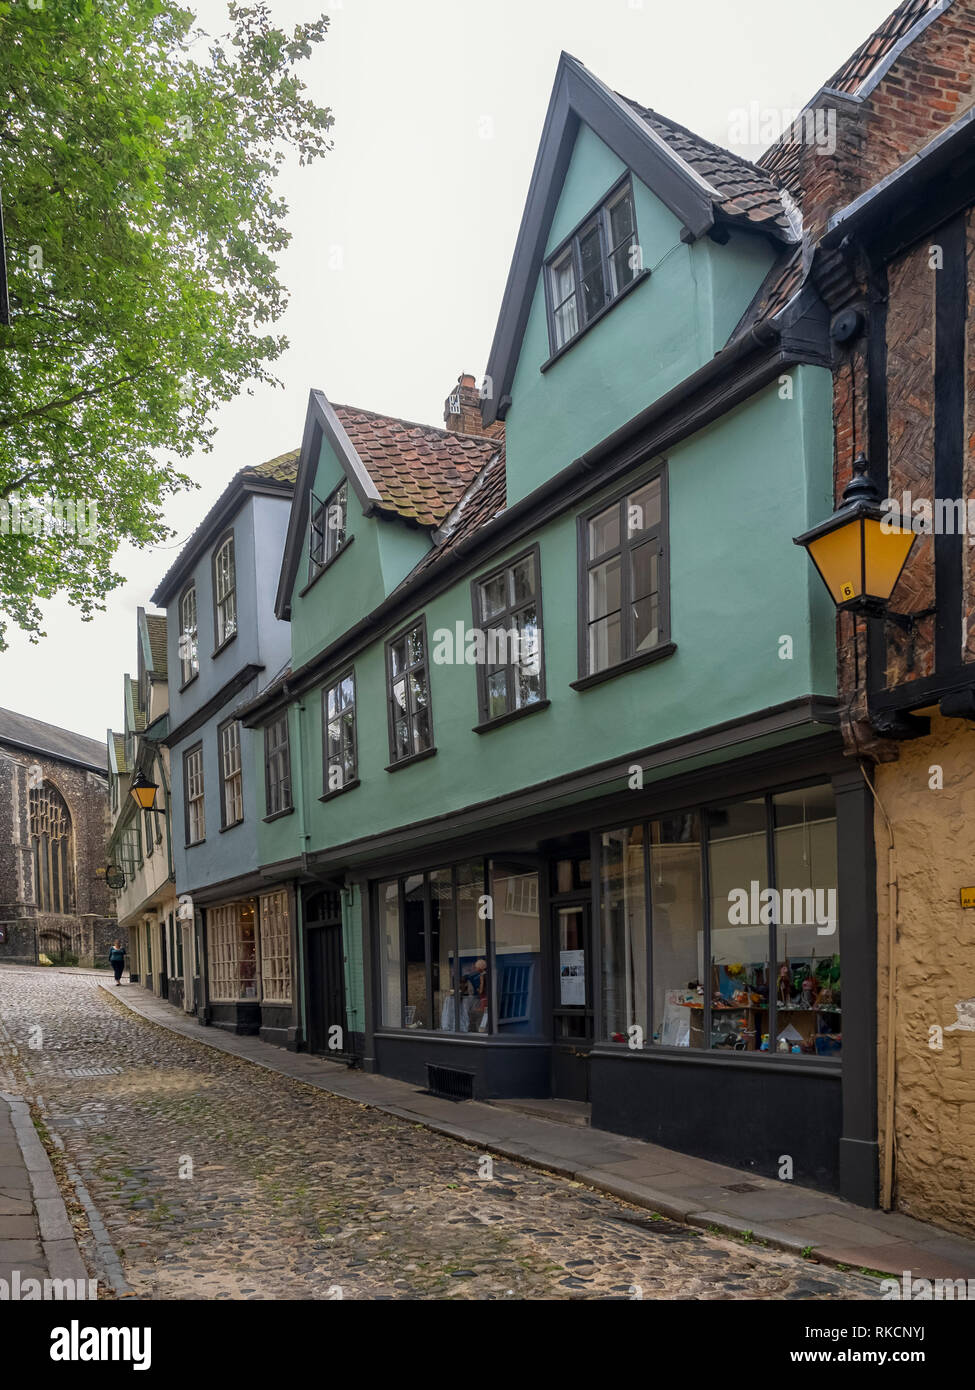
[426,1064,474,1101]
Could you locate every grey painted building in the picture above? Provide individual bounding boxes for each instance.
[151,450,301,1046]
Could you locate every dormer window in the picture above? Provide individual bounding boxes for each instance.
[178,584,199,686]
[213,534,237,649]
[545,179,641,355]
[309,479,348,578]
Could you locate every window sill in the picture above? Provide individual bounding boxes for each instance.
[590,1042,841,1075]
[185,839,205,849]
[178,673,199,694]
[384,746,437,774]
[262,806,295,823]
[218,819,244,834]
[319,778,360,803]
[571,641,677,692]
[472,698,550,734]
[541,269,651,372]
[298,535,354,599]
[211,631,238,660]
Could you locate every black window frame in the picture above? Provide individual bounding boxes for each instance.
[263,712,293,820]
[322,667,360,800]
[575,462,674,687]
[177,581,200,690]
[542,174,647,359]
[182,742,205,847]
[470,544,548,729]
[217,716,244,831]
[211,529,237,656]
[384,616,436,771]
[308,478,349,581]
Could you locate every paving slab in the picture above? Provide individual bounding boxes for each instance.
[110,983,975,1284]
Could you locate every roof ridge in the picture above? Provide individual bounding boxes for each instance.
[332,401,501,448]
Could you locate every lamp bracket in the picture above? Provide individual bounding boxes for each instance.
[882,605,936,633]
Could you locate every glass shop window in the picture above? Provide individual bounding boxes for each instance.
[708,798,769,1052]
[773,786,840,1056]
[378,880,401,1028]
[600,826,647,1044]
[651,813,704,1049]
[491,862,541,1036]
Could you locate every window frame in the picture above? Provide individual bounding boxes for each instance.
[308,478,349,583]
[177,582,200,690]
[542,174,648,360]
[575,462,674,686]
[218,717,244,830]
[263,712,293,820]
[384,616,436,771]
[211,530,238,655]
[183,742,206,847]
[470,543,548,729]
[321,667,360,800]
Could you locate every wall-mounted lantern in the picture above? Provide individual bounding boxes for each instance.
[129,772,159,812]
[794,453,916,620]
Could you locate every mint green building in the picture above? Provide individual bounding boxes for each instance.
[236,55,878,1206]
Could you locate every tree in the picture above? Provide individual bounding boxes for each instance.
[0,0,332,645]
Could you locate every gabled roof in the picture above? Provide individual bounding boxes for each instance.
[0,706,108,772]
[274,390,501,621]
[145,613,168,679]
[408,447,508,583]
[481,52,798,427]
[151,449,300,607]
[108,730,128,777]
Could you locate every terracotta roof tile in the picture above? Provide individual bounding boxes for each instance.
[405,447,508,586]
[827,0,939,95]
[620,99,796,238]
[333,405,500,526]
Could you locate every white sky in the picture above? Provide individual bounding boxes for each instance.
[0,0,898,742]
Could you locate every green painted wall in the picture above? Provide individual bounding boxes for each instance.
[290,434,430,672]
[502,123,777,505]
[253,367,835,872]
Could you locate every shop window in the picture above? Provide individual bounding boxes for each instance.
[600,826,647,1044]
[651,814,703,1047]
[597,785,839,1057]
[259,889,292,1003]
[772,787,840,1056]
[378,880,402,1027]
[207,901,258,1002]
[376,860,539,1036]
[708,798,769,1052]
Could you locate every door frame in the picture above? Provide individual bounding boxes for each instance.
[550,895,593,1100]
[303,885,348,1057]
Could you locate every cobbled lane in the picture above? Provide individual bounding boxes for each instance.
[0,968,880,1300]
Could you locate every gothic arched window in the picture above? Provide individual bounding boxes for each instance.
[29,781,75,914]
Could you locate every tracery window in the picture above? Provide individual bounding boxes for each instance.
[29,782,74,914]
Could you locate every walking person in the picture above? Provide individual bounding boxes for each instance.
[108,939,126,986]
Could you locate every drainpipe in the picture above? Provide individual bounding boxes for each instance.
[860,760,898,1210]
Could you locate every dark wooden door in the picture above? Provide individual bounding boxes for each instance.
[159,922,168,1000]
[305,889,347,1055]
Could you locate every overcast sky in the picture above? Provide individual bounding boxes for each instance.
[1,0,898,743]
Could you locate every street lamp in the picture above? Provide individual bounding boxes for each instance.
[793,453,916,620]
[129,772,159,812]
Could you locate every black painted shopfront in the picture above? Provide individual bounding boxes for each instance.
[350,735,878,1209]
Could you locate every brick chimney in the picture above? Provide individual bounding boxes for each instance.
[443,373,503,439]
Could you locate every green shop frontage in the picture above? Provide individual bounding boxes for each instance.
[312,707,878,1209]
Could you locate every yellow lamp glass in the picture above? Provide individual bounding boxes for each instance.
[805,515,915,611]
[862,518,916,602]
[130,779,157,811]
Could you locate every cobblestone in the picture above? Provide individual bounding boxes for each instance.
[0,969,881,1300]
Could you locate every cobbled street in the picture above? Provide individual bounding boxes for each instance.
[0,967,881,1300]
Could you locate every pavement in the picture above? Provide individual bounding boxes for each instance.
[0,1091,91,1295]
[110,982,975,1283]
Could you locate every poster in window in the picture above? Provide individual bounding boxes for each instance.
[559,949,585,1005]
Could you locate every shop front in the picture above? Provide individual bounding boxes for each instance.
[359,744,877,1206]
[199,885,301,1047]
